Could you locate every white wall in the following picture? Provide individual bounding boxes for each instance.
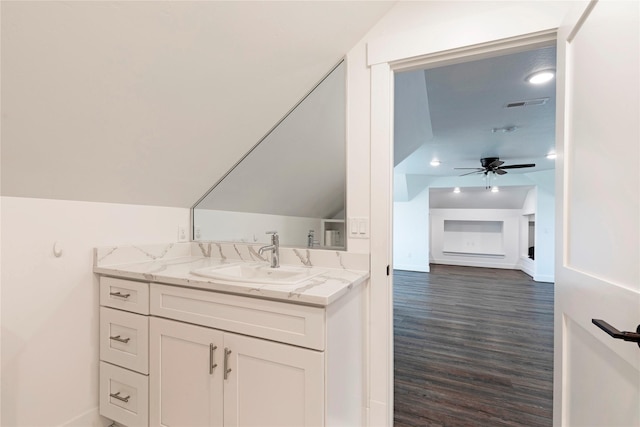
[527,170,555,282]
[393,187,429,272]
[345,44,373,254]
[520,189,537,278]
[522,187,536,215]
[394,179,555,280]
[514,171,556,282]
[430,208,521,269]
[1,197,189,426]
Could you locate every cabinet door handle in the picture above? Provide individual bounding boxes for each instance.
[109,391,130,403]
[224,348,232,380]
[209,344,218,374]
[109,335,131,344]
[109,291,131,299]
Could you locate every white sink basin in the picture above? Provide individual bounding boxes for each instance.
[191,263,326,285]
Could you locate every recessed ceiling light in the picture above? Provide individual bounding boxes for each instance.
[526,69,555,84]
[453,187,461,193]
[430,160,441,166]
[546,152,557,160]
[491,186,499,193]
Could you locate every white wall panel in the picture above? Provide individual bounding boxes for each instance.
[1,197,188,426]
[393,188,429,272]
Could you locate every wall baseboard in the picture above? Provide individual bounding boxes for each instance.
[432,259,554,282]
[60,407,110,427]
[431,258,518,270]
[519,259,535,278]
[393,263,430,273]
[533,274,554,283]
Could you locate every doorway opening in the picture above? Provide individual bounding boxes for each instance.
[391,43,557,425]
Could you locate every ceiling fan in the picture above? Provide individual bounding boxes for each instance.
[455,157,536,176]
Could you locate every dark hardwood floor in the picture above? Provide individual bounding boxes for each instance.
[394,265,554,427]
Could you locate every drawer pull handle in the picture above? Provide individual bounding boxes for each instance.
[224,348,232,380]
[109,335,131,344]
[209,344,218,374]
[109,291,131,299]
[109,391,130,403]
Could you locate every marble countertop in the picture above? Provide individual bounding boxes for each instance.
[94,243,369,306]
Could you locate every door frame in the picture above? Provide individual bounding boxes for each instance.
[368,27,562,427]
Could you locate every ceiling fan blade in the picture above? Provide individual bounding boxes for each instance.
[459,170,484,176]
[453,167,483,170]
[495,169,508,175]
[499,163,536,169]
[488,159,504,168]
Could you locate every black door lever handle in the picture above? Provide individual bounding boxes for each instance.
[592,319,640,347]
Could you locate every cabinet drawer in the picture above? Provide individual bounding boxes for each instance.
[100,277,149,315]
[150,283,326,350]
[100,362,148,427]
[100,307,149,374]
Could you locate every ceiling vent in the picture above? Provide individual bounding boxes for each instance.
[505,97,550,108]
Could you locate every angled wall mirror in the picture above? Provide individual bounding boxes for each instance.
[192,61,346,249]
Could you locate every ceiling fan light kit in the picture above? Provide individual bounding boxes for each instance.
[454,157,536,189]
[454,157,536,175]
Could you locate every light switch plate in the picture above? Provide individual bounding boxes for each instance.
[349,217,369,239]
[177,226,188,242]
[350,219,358,236]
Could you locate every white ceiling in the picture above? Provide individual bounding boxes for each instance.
[395,46,557,177]
[394,45,557,209]
[1,1,395,207]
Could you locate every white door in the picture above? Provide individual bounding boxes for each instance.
[223,332,325,427]
[149,317,224,427]
[555,0,639,425]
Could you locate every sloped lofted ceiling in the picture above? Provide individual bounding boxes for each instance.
[395,46,557,177]
[394,45,557,207]
[1,1,395,207]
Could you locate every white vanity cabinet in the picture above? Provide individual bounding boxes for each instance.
[98,274,365,427]
[99,277,151,427]
[150,317,324,427]
[149,317,224,427]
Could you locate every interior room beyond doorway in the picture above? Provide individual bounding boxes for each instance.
[393,45,556,282]
[391,43,558,426]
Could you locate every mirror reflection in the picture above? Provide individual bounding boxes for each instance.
[192,61,346,249]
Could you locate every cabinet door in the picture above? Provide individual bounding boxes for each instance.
[150,317,224,427]
[223,333,324,427]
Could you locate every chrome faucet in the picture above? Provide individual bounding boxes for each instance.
[307,229,317,248]
[258,231,280,268]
